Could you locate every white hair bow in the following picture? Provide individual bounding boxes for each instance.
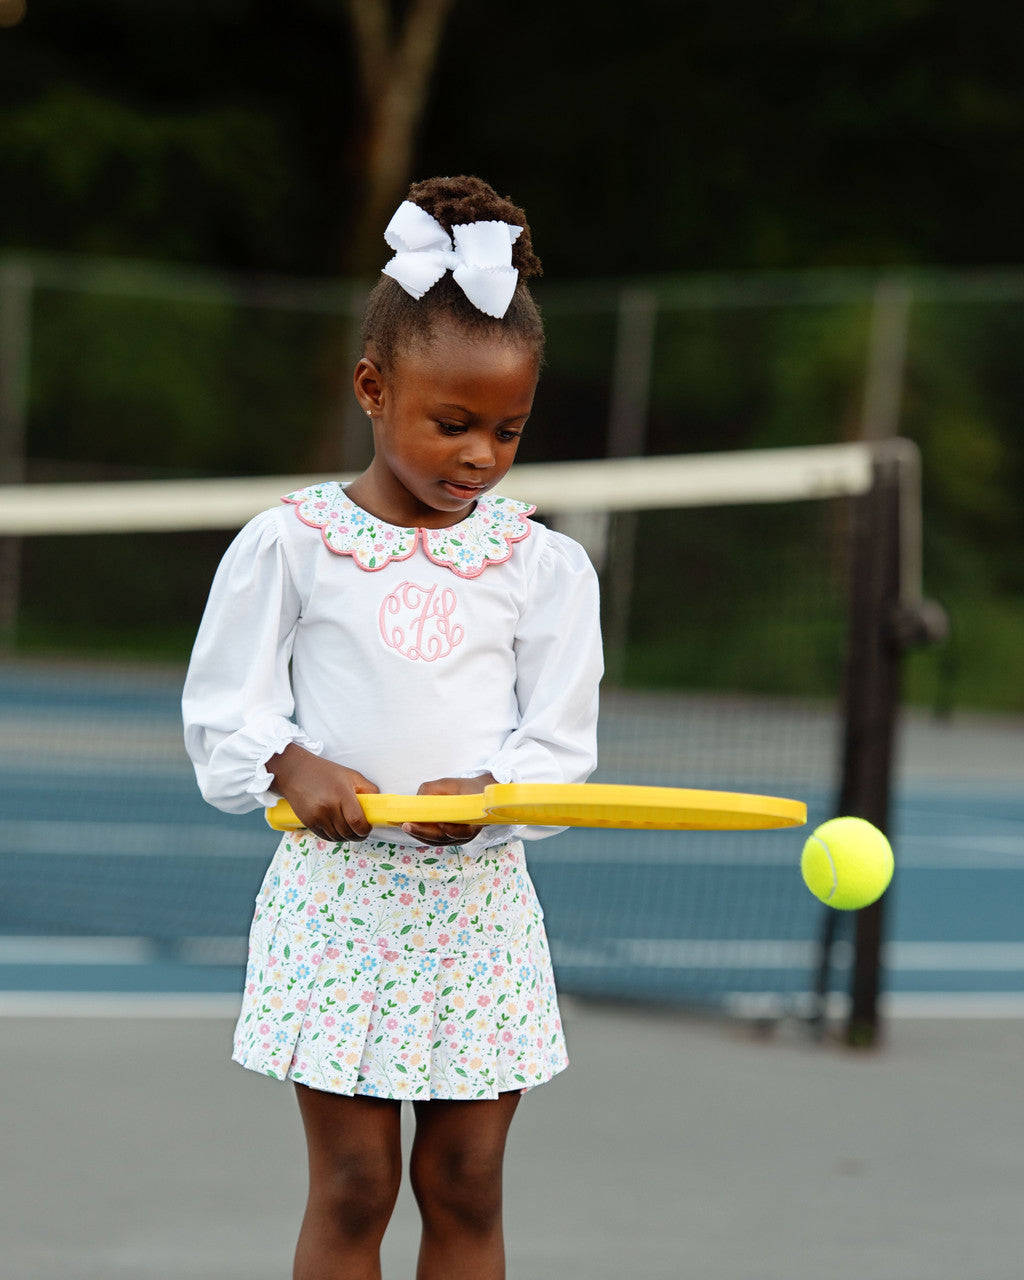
[381,200,523,319]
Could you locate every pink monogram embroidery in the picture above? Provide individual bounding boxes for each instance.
[379,581,465,662]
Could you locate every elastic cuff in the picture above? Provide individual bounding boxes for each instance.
[474,757,517,786]
[246,732,324,806]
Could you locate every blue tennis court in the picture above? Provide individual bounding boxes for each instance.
[2,659,1022,1017]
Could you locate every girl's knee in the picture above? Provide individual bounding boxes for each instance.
[311,1146,404,1234]
[297,1092,403,1235]
[410,1144,506,1233]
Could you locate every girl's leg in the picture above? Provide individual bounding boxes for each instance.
[292,1084,403,1280]
[409,1090,521,1280]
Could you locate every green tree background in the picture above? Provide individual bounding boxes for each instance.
[2,0,1022,710]
[6,2,1024,273]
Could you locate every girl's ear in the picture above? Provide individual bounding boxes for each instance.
[353,357,385,415]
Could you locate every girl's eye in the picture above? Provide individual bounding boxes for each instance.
[438,422,466,434]
[497,430,523,443]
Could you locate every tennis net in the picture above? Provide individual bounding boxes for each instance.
[0,443,903,1025]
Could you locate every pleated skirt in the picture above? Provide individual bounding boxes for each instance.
[232,831,568,1100]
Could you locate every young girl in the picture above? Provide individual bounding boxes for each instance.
[182,175,603,1279]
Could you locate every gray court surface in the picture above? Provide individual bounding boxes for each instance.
[3,1001,1023,1280]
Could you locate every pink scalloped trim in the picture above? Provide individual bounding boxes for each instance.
[420,498,535,579]
[285,495,418,574]
[281,485,535,577]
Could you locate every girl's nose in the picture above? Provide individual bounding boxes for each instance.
[460,433,495,468]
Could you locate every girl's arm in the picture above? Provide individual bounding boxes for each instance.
[407,532,603,853]
[266,742,377,843]
[183,510,344,815]
[400,771,498,848]
[480,530,603,800]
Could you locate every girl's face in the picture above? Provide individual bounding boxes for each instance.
[352,331,539,528]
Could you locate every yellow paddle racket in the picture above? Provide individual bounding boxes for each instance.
[265,783,806,833]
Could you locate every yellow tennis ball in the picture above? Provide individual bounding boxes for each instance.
[801,817,894,910]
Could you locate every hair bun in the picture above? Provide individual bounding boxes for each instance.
[405,175,542,281]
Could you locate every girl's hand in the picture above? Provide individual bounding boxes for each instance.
[267,743,379,843]
[403,773,498,847]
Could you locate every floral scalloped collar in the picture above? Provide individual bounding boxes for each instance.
[282,482,535,578]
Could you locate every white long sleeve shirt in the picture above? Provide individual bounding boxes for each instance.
[182,484,603,850]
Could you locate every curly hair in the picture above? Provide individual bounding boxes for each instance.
[360,175,545,373]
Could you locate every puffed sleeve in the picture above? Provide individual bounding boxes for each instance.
[182,510,323,813]
[479,529,603,796]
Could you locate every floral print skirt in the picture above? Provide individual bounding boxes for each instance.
[232,832,568,1100]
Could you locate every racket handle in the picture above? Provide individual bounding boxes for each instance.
[265,792,490,832]
[266,800,305,831]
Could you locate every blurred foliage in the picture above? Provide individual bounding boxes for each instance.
[0,0,352,271]
[20,529,234,660]
[4,1,1024,273]
[29,288,328,475]
[2,1,1023,712]
[621,503,847,698]
[8,264,1024,713]
[903,300,1024,597]
[4,86,289,264]
[646,303,871,455]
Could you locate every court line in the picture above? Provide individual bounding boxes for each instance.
[0,937,154,963]
[0,820,274,858]
[0,992,240,1018]
[553,939,1024,971]
[0,936,248,965]
[880,993,1024,1018]
[5,937,1023,973]
[534,834,1024,867]
[726,991,1024,1020]
[890,942,1024,970]
[3,821,1022,866]
[2,988,1022,1020]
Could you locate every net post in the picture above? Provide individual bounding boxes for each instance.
[860,277,911,442]
[834,452,903,1047]
[603,288,656,683]
[0,259,33,648]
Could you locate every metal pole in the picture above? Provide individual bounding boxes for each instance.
[340,283,374,471]
[860,277,911,442]
[603,288,656,683]
[815,277,913,1042]
[836,455,903,1046]
[0,260,33,645]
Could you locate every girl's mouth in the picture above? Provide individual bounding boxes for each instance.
[441,480,487,500]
